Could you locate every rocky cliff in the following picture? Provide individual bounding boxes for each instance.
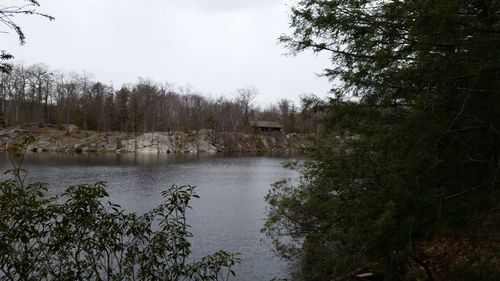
[0,126,315,154]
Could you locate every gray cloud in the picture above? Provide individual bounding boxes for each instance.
[169,0,280,12]
[3,0,331,106]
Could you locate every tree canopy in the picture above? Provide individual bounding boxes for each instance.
[0,64,309,133]
[265,1,500,280]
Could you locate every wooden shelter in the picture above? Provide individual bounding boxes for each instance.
[249,121,284,133]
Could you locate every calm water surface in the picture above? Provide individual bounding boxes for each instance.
[0,153,299,281]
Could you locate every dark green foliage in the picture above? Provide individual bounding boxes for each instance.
[265,0,500,280]
[0,139,239,280]
[0,52,14,74]
[0,180,239,280]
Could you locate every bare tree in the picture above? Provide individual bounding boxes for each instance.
[235,86,258,128]
[114,86,131,131]
[26,64,52,124]
[0,63,316,133]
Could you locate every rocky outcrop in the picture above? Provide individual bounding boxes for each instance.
[0,126,315,154]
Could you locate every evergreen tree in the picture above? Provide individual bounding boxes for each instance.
[265,1,500,280]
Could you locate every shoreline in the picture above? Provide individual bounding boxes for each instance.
[0,126,316,155]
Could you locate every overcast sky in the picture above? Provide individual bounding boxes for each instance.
[3,0,332,107]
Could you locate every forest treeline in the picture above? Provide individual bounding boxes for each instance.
[0,63,313,133]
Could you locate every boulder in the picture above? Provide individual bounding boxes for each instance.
[27,137,56,152]
[137,146,158,153]
[260,137,269,149]
[104,137,118,151]
[65,124,80,134]
[120,139,136,152]
[197,132,216,153]
[183,143,197,153]
[136,133,155,148]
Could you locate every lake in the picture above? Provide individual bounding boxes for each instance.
[0,152,299,281]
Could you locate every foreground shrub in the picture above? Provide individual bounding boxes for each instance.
[0,178,238,280]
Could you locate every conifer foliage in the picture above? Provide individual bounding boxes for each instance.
[264,1,500,280]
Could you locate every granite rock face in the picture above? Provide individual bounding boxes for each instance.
[0,126,315,154]
[135,132,178,153]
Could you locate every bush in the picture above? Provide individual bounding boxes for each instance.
[0,169,239,280]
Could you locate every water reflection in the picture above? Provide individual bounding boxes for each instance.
[0,152,299,281]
